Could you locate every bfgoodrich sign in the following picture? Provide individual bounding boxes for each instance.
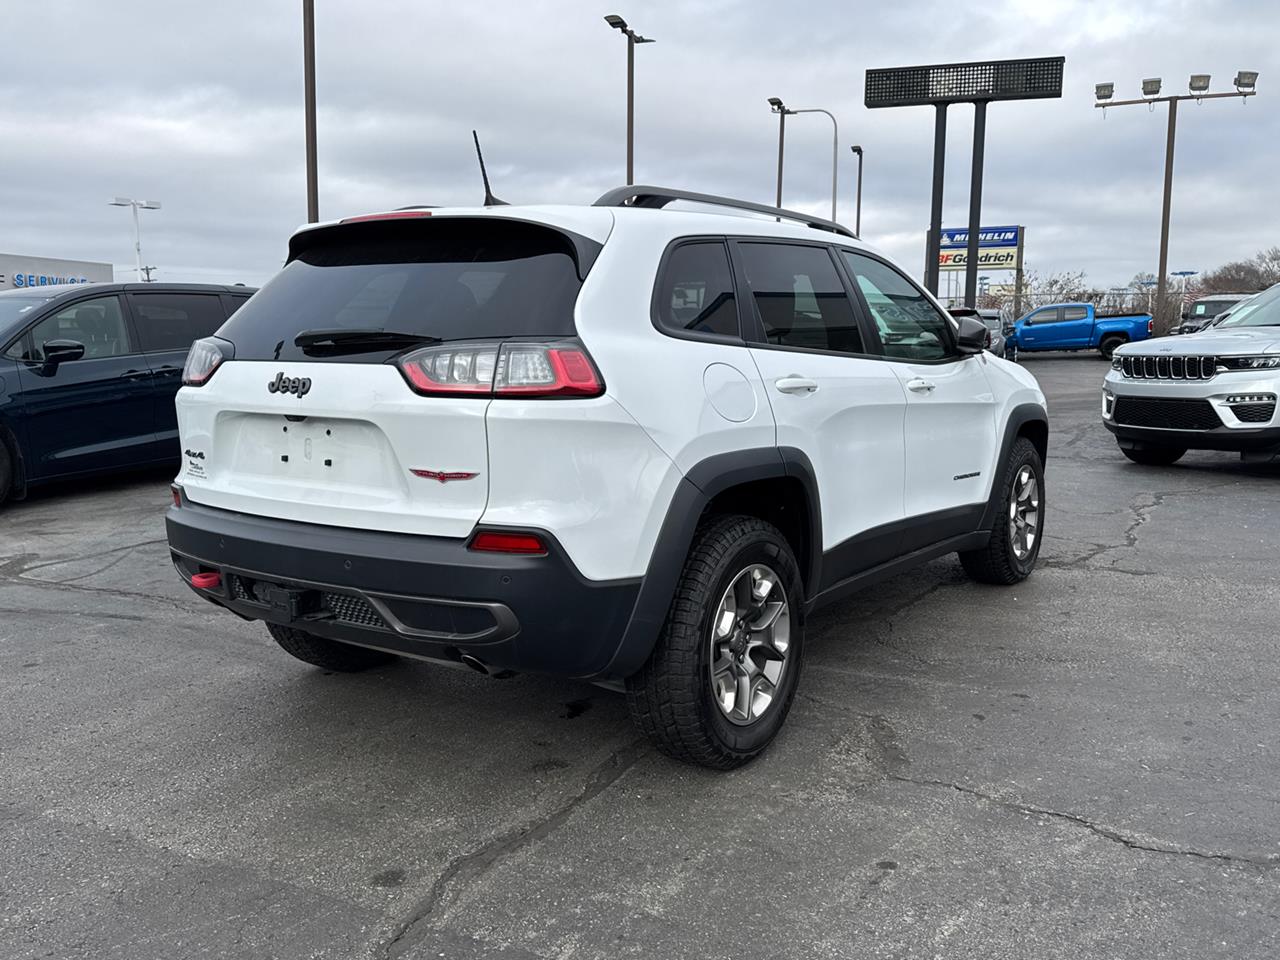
[936,226,1022,272]
[0,253,113,290]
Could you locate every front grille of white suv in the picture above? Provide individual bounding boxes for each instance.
[1120,355,1217,380]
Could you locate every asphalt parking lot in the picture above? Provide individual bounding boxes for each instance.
[4,355,1279,960]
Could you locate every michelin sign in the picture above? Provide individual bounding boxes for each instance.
[937,226,1022,271]
[0,252,113,290]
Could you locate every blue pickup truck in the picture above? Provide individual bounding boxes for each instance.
[1005,303,1153,361]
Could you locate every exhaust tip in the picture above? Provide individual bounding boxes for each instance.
[459,654,490,675]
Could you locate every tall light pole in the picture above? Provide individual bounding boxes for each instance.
[849,145,864,237]
[1094,70,1257,333]
[108,198,162,282]
[768,98,839,221]
[302,0,318,222]
[604,15,655,186]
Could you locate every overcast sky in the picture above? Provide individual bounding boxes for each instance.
[2,0,1276,290]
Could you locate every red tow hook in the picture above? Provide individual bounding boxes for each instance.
[191,572,222,590]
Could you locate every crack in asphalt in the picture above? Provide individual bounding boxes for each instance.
[3,537,167,578]
[377,738,649,960]
[890,774,1280,870]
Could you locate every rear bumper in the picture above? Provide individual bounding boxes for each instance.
[1104,419,1280,452]
[165,496,642,679]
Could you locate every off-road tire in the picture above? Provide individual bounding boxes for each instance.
[1120,444,1186,466]
[626,515,804,770]
[1099,335,1125,359]
[0,441,11,505]
[959,437,1044,585]
[267,623,397,672]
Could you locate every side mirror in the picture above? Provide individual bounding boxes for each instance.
[955,316,988,355]
[41,339,85,370]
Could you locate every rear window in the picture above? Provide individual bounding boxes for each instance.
[217,218,595,362]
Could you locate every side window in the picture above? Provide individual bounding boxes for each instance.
[737,243,864,354]
[22,296,132,362]
[653,241,739,339]
[839,251,954,361]
[1029,308,1060,325]
[1062,306,1089,321]
[129,294,226,353]
[223,295,252,317]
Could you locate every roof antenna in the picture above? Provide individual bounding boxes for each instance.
[472,130,508,206]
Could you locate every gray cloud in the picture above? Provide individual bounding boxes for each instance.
[2,0,1276,289]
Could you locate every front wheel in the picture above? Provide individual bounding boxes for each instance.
[0,441,11,505]
[626,515,804,770]
[1120,444,1186,466]
[959,437,1044,585]
[1007,342,1019,363]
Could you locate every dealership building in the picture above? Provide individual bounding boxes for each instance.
[0,252,113,291]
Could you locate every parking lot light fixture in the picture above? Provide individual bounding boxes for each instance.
[1095,82,1114,101]
[108,197,162,282]
[604,14,655,185]
[1143,77,1162,97]
[1235,70,1258,92]
[768,97,790,209]
[768,99,839,222]
[849,145,864,238]
[1189,74,1211,94]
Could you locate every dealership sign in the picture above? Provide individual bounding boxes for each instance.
[937,225,1022,272]
[0,252,113,290]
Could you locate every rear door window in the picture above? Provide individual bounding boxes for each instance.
[217,218,596,363]
[129,293,226,353]
[736,242,865,354]
[1062,305,1089,321]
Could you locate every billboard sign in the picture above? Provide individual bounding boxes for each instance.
[937,225,1021,272]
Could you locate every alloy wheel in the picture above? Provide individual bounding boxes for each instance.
[708,564,791,725]
[1008,466,1040,560]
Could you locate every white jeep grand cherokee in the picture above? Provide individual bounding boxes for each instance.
[166,187,1048,768]
[1104,282,1280,465]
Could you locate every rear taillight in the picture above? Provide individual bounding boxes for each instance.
[171,484,182,508]
[1148,318,1154,334]
[396,340,603,399]
[183,337,233,386]
[468,530,548,555]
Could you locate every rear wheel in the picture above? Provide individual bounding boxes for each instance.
[626,515,804,770]
[267,623,398,672]
[1099,335,1125,359]
[1120,444,1186,466]
[959,437,1043,585]
[1007,342,1019,363]
[0,441,11,505]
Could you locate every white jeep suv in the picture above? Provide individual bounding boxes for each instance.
[1104,282,1280,465]
[166,187,1049,769]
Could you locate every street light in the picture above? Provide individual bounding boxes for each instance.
[849,145,864,238]
[1095,82,1114,101]
[108,198,162,282]
[1093,70,1259,334]
[768,98,839,222]
[604,14,655,186]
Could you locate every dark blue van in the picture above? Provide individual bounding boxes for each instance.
[0,282,255,504]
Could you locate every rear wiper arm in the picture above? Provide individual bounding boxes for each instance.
[293,330,442,350]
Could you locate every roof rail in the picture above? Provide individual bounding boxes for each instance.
[593,185,855,238]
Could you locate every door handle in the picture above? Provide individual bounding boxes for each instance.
[121,369,153,382]
[905,378,936,393]
[774,376,818,395]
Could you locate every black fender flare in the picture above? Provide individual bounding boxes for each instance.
[978,402,1049,531]
[592,446,821,682]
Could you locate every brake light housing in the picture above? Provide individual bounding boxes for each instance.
[396,339,604,399]
[183,337,234,386]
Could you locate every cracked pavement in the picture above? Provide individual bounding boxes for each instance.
[3,356,1280,959]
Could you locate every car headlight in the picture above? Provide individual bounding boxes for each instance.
[1217,356,1280,371]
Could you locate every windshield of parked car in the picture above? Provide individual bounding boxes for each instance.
[0,296,53,330]
[1215,285,1280,328]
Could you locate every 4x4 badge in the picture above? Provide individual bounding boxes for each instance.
[268,372,311,397]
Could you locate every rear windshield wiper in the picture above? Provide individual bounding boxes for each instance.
[294,328,441,355]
